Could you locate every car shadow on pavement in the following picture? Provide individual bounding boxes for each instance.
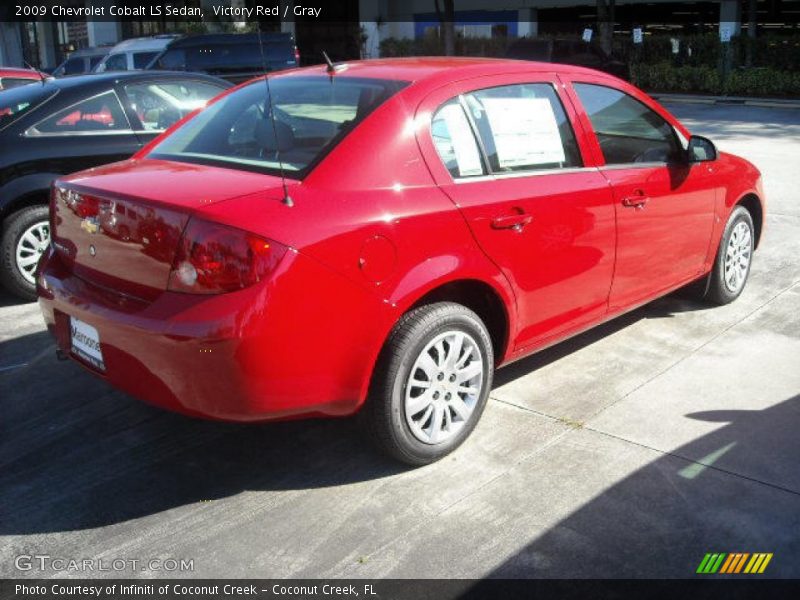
[471,394,800,579]
[494,294,711,388]
[0,290,35,309]
[0,294,712,536]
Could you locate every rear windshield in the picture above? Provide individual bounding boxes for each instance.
[148,76,408,178]
[0,85,57,131]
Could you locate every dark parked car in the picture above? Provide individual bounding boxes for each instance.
[0,71,230,299]
[147,33,300,83]
[506,37,629,80]
[52,46,111,77]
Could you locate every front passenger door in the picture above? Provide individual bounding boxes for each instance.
[569,80,717,311]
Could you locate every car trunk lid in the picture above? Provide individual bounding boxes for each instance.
[52,158,288,299]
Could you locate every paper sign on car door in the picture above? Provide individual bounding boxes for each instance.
[481,97,566,168]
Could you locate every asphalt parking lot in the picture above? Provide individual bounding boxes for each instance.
[1,102,799,580]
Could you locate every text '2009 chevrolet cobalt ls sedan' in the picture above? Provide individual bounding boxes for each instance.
[38,58,764,465]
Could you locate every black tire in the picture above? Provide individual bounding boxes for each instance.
[361,302,494,466]
[0,205,50,301]
[705,205,755,305]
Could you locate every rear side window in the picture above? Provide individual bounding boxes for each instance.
[149,76,408,178]
[573,83,681,165]
[431,100,485,178]
[0,86,57,131]
[0,78,36,90]
[464,83,582,173]
[28,91,130,135]
[124,80,223,131]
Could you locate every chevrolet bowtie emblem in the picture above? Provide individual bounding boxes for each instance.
[80,217,99,234]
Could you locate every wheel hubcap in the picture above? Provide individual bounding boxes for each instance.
[404,330,484,445]
[15,221,50,285]
[723,221,752,294]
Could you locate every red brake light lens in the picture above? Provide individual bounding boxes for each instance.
[168,219,286,294]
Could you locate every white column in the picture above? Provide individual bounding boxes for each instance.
[35,21,57,69]
[0,23,24,66]
[719,0,742,37]
[517,7,538,38]
[359,21,381,58]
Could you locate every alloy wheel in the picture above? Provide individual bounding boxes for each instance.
[404,330,484,445]
[724,221,752,293]
[15,221,50,285]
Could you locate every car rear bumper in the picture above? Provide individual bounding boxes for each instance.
[37,246,392,422]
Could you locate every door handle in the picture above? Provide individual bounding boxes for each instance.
[621,190,649,209]
[491,213,533,231]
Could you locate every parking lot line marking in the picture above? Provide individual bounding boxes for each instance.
[0,362,28,372]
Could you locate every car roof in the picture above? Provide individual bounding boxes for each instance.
[107,36,179,52]
[166,32,292,48]
[25,70,231,93]
[67,46,111,58]
[273,57,611,84]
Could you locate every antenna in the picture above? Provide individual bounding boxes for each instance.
[24,61,46,84]
[322,51,345,76]
[256,30,294,207]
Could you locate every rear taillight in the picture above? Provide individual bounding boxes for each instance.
[294,46,301,65]
[168,219,286,294]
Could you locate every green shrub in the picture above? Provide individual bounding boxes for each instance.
[632,61,800,97]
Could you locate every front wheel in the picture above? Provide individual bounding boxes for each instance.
[362,302,494,466]
[706,206,755,305]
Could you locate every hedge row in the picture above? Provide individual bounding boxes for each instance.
[631,62,800,97]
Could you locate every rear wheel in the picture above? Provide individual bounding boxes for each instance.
[706,206,754,305]
[362,302,494,466]
[1,205,50,301]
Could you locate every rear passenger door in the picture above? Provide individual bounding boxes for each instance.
[417,74,617,352]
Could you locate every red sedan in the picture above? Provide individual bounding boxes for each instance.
[38,58,764,465]
[0,67,46,90]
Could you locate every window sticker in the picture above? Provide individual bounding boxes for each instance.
[437,103,484,177]
[481,97,566,168]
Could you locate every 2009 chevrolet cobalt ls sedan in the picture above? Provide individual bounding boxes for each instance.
[38,58,764,465]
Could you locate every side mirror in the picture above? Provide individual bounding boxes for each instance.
[687,135,717,162]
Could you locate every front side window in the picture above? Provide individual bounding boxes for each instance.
[61,57,86,75]
[149,76,408,178]
[103,54,128,71]
[154,49,186,70]
[573,83,681,165]
[464,83,582,173]
[28,91,130,135]
[124,80,223,131]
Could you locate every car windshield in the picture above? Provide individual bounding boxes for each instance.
[148,76,408,178]
[0,85,57,131]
